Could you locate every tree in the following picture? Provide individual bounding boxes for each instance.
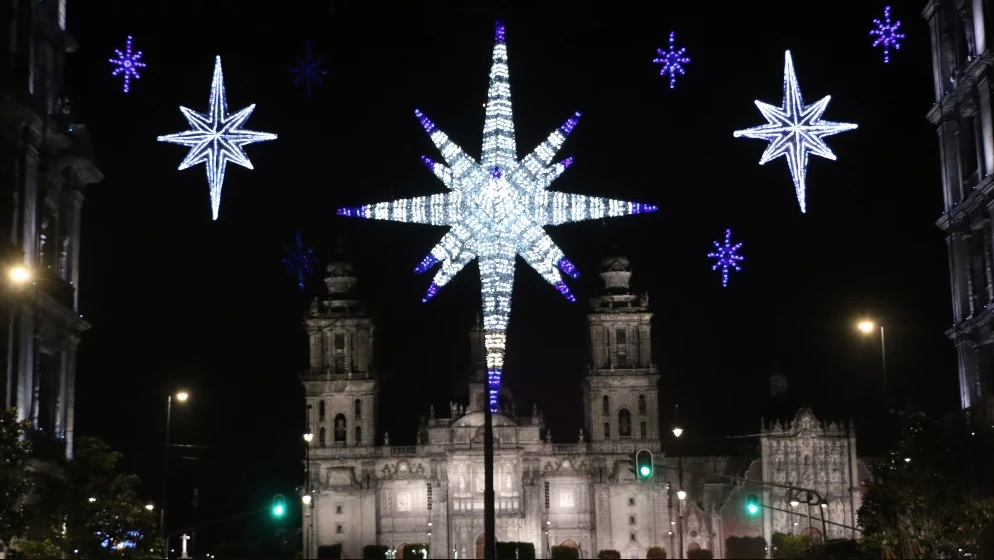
[0,408,32,555]
[58,437,162,559]
[859,412,994,558]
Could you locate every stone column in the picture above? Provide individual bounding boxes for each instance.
[53,341,69,437]
[978,77,994,177]
[956,336,976,410]
[925,2,947,100]
[14,310,34,423]
[64,335,79,459]
[938,122,963,210]
[20,144,40,268]
[67,189,84,312]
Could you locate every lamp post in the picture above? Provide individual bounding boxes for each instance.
[672,404,684,560]
[303,404,314,560]
[162,390,189,556]
[3,264,31,410]
[856,319,887,391]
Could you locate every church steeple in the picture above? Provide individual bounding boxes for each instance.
[582,252,660,449]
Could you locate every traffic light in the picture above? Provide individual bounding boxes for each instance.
[272,494,287,518]
[628,449,652,480]
[745,494,760,516]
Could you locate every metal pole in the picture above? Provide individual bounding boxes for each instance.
[880,325,887,392]
[483,401,495,559]
[677,455,684,560]
[845,422,856,540]
[162,395,172,556]
[305,404,312,560]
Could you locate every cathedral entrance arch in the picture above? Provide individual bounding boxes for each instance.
[475,534,485,559]
[560,539,579,549]
[801,527,823,545]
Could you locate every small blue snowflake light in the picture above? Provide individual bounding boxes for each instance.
[291,41,327,98]
[870,6,905,63]
[653,31,691,89]
[282,231,318,290]
[109,36,146,93]
[707,229,744,287]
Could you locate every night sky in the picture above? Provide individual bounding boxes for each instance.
[67,0,946,548]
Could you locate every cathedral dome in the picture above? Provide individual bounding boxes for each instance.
[599,255,632,293]
[450,411,517,428]
[324,261,358,296]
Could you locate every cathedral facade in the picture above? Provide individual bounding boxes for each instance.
[302,257,867,559]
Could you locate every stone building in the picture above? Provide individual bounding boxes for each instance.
[922,0,994,427]
[302,256,868,559]
[0,0,99,461]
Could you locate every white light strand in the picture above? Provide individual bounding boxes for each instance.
[158,56,277,220]
[733,51,857,214]
[338,23,657,412]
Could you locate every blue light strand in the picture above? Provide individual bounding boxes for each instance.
[707,229,744,287]
[870,6,905,64]
[291,41,327,97]
[653,31,691,89]
[282,231,318,290]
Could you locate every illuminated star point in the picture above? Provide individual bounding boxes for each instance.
[158,56,277,220]
[733,50,857,214]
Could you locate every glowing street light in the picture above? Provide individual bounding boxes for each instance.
[145,504,154,511]
[672,427,683,438]
[303,432,314,443]
[8,265,29,284]
[856,318,887,390]
[677,490,687,501]
[175,391,189,402]
[301,494,312,505]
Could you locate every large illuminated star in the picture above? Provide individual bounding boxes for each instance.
[733,51,857,214]
[158,56,277,220]
[338,22,658,412]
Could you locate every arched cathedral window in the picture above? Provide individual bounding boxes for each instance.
[355,426,362,445]
[354,399,362,419]
[319,427,326,447]
[318,400,325,421]
[603,422,611,438]
[602,395,610,416]
[640,421,647,440]
[618,409,632,438]
[334,414,347,442]
[638,395,646,415]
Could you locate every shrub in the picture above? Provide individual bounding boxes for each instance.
[550,545,580,559]
[725,536,767,559]
[646,546,668,559]
[771,533,808,559]
[362,544,390,559]
[496,542,537,559]
[402,543,429,559]
[317,544,343,559]
[597,551,622,559]
[686,549,714,560]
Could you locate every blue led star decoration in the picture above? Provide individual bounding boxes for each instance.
[337,22,658,413]
[109,36,146,93]
[707,229,744,287]
[870,6,905,63]
[291,41,327,98]
[282,231,318,290]
[653,31,691,89]
[158,56,277,221]
[733,51,857,214]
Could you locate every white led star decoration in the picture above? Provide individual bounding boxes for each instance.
[338,22,658,413]
[158,56,277,220]
[707,229,744,287]
[733,51,857,214]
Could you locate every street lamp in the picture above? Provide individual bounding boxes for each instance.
[672,427,683,438]
[163,390,190,555]
[302,494,312,505]
[856,319,887,390]
[145,504,154,511]
[8,265,29,284]
[676,490,686,501]
[672,404,685,560]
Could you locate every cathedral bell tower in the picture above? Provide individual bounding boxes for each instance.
[302,259,376,449]
[582,254,660,451]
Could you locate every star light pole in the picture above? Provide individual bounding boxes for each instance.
[162,390,189,554]
[335,22,658,558]
[857,319,887,391]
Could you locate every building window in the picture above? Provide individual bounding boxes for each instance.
[354,399,362,419]
[628,497,635,506]
[333,333,346,372]
[355,426,362,445]
[319,427,326,447]
[333,414,347,442]
[616,329,629,366]
[335,504,343,514]
[334,333,345,349]
[638,395,646,415]
[618,409,632,438]
[629,515,636,525]
[558,488,575,508]
[602,395,610,415]
[603,422,610,438]
[318,400,325,420]
[640,421,647,440]
[336,524,344,534]
[629,534,636,542]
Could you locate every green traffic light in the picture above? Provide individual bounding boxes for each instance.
[747,503,758,515]
[639,466,651,477]
[273,504,285,517]
[745,494,760,516]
